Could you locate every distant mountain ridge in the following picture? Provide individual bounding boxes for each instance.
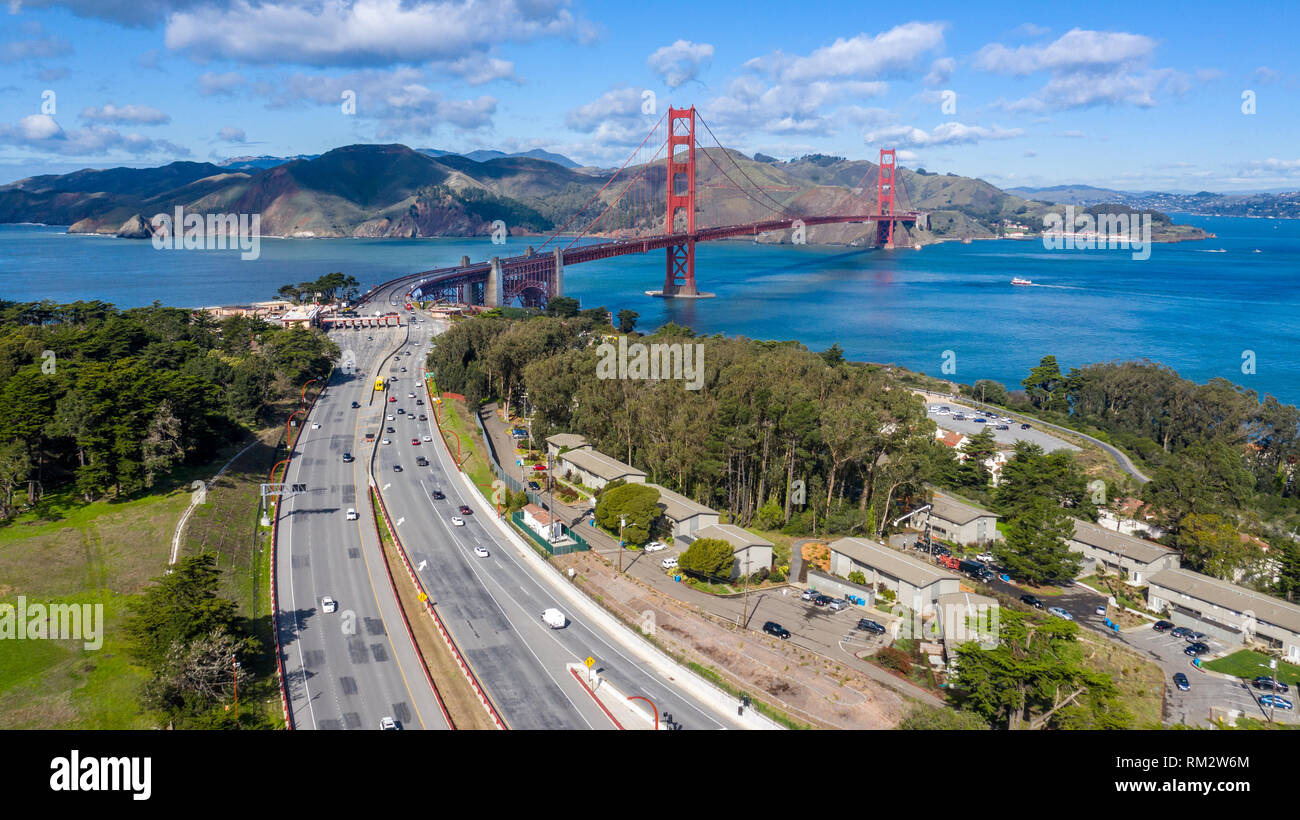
[0,143,1209,244]
[217,146,580,173]
[1007,184,1300,219]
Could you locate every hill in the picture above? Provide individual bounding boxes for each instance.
[0,144,1210,243]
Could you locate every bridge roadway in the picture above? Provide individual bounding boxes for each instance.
[366,212,924,304]
[277,328,451,731]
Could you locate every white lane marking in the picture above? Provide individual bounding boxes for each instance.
[396,517,405,527]
[283,443,319,730]
[417,560,427,571]
[382,483,391,491]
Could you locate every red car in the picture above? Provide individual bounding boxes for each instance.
[410,438,420,446]
[458,505,472,515]
[532,464,547,471]
[388,396,396,402]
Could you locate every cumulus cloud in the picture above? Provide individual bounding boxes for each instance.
[864,121,1024,148]
[748,22,946,83]
[647,40,714,89]
[0,114,190,157]
[80,103,171,125]
[922,57,955,86]
[976,28,1182,111]
[1010,23,1049,38]
[164,0,578,67]
[217,126,246,142]
[0,21,72,62]
[564,86,655,144]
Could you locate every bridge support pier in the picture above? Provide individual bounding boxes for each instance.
[553,248,564,298]
[485,256,503,307]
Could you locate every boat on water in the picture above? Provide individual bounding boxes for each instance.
[1011,277,1032,286]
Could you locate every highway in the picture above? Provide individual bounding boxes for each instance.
[372,312,742,729]
[276,326,450,731]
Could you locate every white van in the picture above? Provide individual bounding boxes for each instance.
[541,608,566,629]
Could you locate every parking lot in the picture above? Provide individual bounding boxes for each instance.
[1119,627,1298,726]
[926,401,1078,453]
[743,589,892,659]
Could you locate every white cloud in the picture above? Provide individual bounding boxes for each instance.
[923,57,955,86]
[976,28,1155,76]
[864,121,1024,148]
[748,22,946,83]
[1253,66,1280,84]
[1009,23,1049,38]
[647,40,714,89]
[165,0,578,67]
[0,21,72,62]
[0,114,190,157]
[217,126,246,142]
[80,103,171,125]
[198,72,247,97]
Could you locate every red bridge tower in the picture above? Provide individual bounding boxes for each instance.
[660,105,699,297]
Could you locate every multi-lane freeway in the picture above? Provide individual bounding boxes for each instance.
[276,328,450,730]
[276,278,744,729]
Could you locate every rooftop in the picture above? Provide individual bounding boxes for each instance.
[830,537,960,588]
[1070,518,1177,564]
[645,482,716,521]
[522,503,558,527]
[557,448,645,482]
[693,523,773,553]
[545,433,589,451]
[1149,568,1300,635]
[928,491,998,526]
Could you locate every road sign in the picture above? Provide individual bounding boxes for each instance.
[418,592,427,602]
[584,656,595,669]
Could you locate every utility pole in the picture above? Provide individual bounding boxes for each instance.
[619,515,626,573]
[232,655,240,722]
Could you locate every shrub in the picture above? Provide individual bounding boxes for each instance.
[876,646,912,675]
[848,570,867,586]
[768,568,786,583]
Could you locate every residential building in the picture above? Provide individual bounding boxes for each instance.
[828,537,961,615]
[1147,568,1300,663]
[545,433,590,460]
[923,492,1001,546]
[521,504,566,541]
[555,447,646,490]
[689,524,773,580]
[645,482,718,538]
[1067,518,1180,585]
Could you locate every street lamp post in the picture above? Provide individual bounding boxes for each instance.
[619,515,626,573]
[1260,658,1279,724]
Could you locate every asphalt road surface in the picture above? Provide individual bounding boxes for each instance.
[277,326,450,731]
[926,401,1078,453]
[369,306,741,730]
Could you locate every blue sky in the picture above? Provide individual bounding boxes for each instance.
[0,0,1297,191]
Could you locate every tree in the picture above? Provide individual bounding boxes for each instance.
[546,296,579,318]
[959,428,997,486]
[677,537,735,579]
[125,555,242,672]
[142,626,258,719]
[953,609,1130,730]
[594,482,661,546]
[995,441,1096,520]
[141,400,184,488]
[994,499,1081,586]
[617,309,639,334]
[1021,354,1066,411]
[0,440,31,517]
[1180,513,1259,580]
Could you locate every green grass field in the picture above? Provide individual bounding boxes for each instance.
[1203,649,1300,687]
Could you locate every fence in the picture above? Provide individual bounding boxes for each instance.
[510,510,589,555]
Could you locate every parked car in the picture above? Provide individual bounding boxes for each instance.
[644,541,668,552]
[1259,694,1294,711]
[828,598,848,612]
[763,621,791,639]
[933,545,952,557]
[1173,672,1190,691]
[1020,594,1044,609]
[1095,605,1107,616]
[994,424,1010,430]
[1153,620,1175,631]
[1020,423,1031,430]
[801,589,818,601]
[1184,631,1208,643]
[1252,676,1290,693]
[1047,606,1074,620]
[527,481,541,491]
[321,596,337,614]
[856,618,887,634]
[1170,626,1193,638]
[975,552,995,563]
[1184,642,1210,656]
[661,557,678,569]
[973,417,987,423]
[813,595,833,607]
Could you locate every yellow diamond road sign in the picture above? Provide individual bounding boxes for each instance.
[584,656,595,669]
[418,592,428,602]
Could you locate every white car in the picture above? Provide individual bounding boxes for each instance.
[422,434,432,442]
[661,557,678,569]
[321,596,337,613]
[387,414,395,420]
[644,541,668,552]
[408,392,415,398]
[311,422,321,429]
[975,552,994,563]
[346,508,358,520]
[379,716,398,730]
[473,546,489,558]
[381,438,391,445]
[451,516,465,526]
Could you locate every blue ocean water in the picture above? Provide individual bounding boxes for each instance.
[2,215,1297,403]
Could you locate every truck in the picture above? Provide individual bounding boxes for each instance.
[958,559,987,575]
[541,608,567,629]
